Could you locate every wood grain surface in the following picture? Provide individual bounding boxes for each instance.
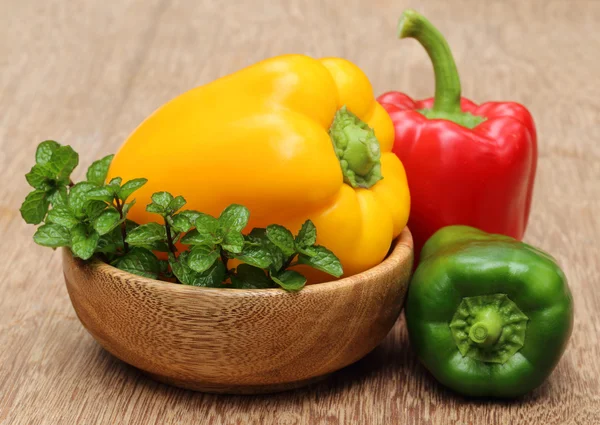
[1,0,599,423]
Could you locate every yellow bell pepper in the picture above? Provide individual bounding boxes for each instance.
[108,54,410,280]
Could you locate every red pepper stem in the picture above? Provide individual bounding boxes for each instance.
[398,9,462,114]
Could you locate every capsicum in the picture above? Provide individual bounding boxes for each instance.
[378,10,537,260]
[406,226,573,397]
[108,55,410,280]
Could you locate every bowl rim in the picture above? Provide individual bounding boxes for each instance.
[67,227,413,296]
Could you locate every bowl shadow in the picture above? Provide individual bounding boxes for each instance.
[84,308,574,407]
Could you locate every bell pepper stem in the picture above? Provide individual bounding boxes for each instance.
[468,308,503,348]
[397,10,485,128]
[329,106,383,189]
[398,9,461,114]
[450,293,528,363]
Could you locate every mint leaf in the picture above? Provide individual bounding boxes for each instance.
[151,192,174,209]
[196,213,219,234]
[114,247,160,279]
[125,222,166,245]
[70,224,100,260]
[146,192,179,216]
[118,178,147,201]
[106,177,122,195]
[33,223,71,247]
[168,210,202,234]
[187,244,220,273]
[252,228,285,271]
[93,207,121,235]
[107,177,122,187]
[170,252,226,287]
[25,164,54,190]
[222,231,244,253]
[48,186,68,207]
[68,182,96,218]
[234,245,272,269]
[47,207,79,229]
[86,154,114,185]
[35,140,60,165]
[298,246,343,277]
[167,195,186,214]
[146,203,164,214]
[180,229,211,245]
[231,264,274,289]
[235,228,285,271]
[20,190,50,224]
[170,214,193,233]
[99,221,168,253]
[178,210,202,224]
[295,220,317,248]
[198,260,228,287]
[85,200,108,221]
[266,224,295,256]
[219,204,250,233]
[47,145,79,183]
[86,187,113,203]
[181,213,220,245]
[270,270,306,292]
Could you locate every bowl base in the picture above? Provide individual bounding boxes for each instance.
[145,371,331,394]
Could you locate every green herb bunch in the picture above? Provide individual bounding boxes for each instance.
[21,141,343,291]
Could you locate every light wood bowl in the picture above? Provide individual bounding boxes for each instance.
[63,228,413,394]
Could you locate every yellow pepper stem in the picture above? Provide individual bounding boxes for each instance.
[329,106,383,189]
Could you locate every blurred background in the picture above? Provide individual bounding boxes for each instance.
[2,0,597,157]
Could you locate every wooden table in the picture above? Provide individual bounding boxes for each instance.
[2,0,599,423]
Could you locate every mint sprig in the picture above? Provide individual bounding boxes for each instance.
[177,204,342,291]
[20,141,79,224]
[22,141,344,291]
[125,191,198,280]
[21,141,149,265]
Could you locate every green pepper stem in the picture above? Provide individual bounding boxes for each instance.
[468,308,503,348]
[450,294,529,363]
[398,9,461,114]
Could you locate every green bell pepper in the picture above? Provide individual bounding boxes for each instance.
[406,225,574,397]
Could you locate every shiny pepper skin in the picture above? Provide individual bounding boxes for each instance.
[108,54,410,281]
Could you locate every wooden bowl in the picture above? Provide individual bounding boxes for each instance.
[63,228,413,394]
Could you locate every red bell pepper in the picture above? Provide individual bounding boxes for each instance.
[378,10,537,259]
